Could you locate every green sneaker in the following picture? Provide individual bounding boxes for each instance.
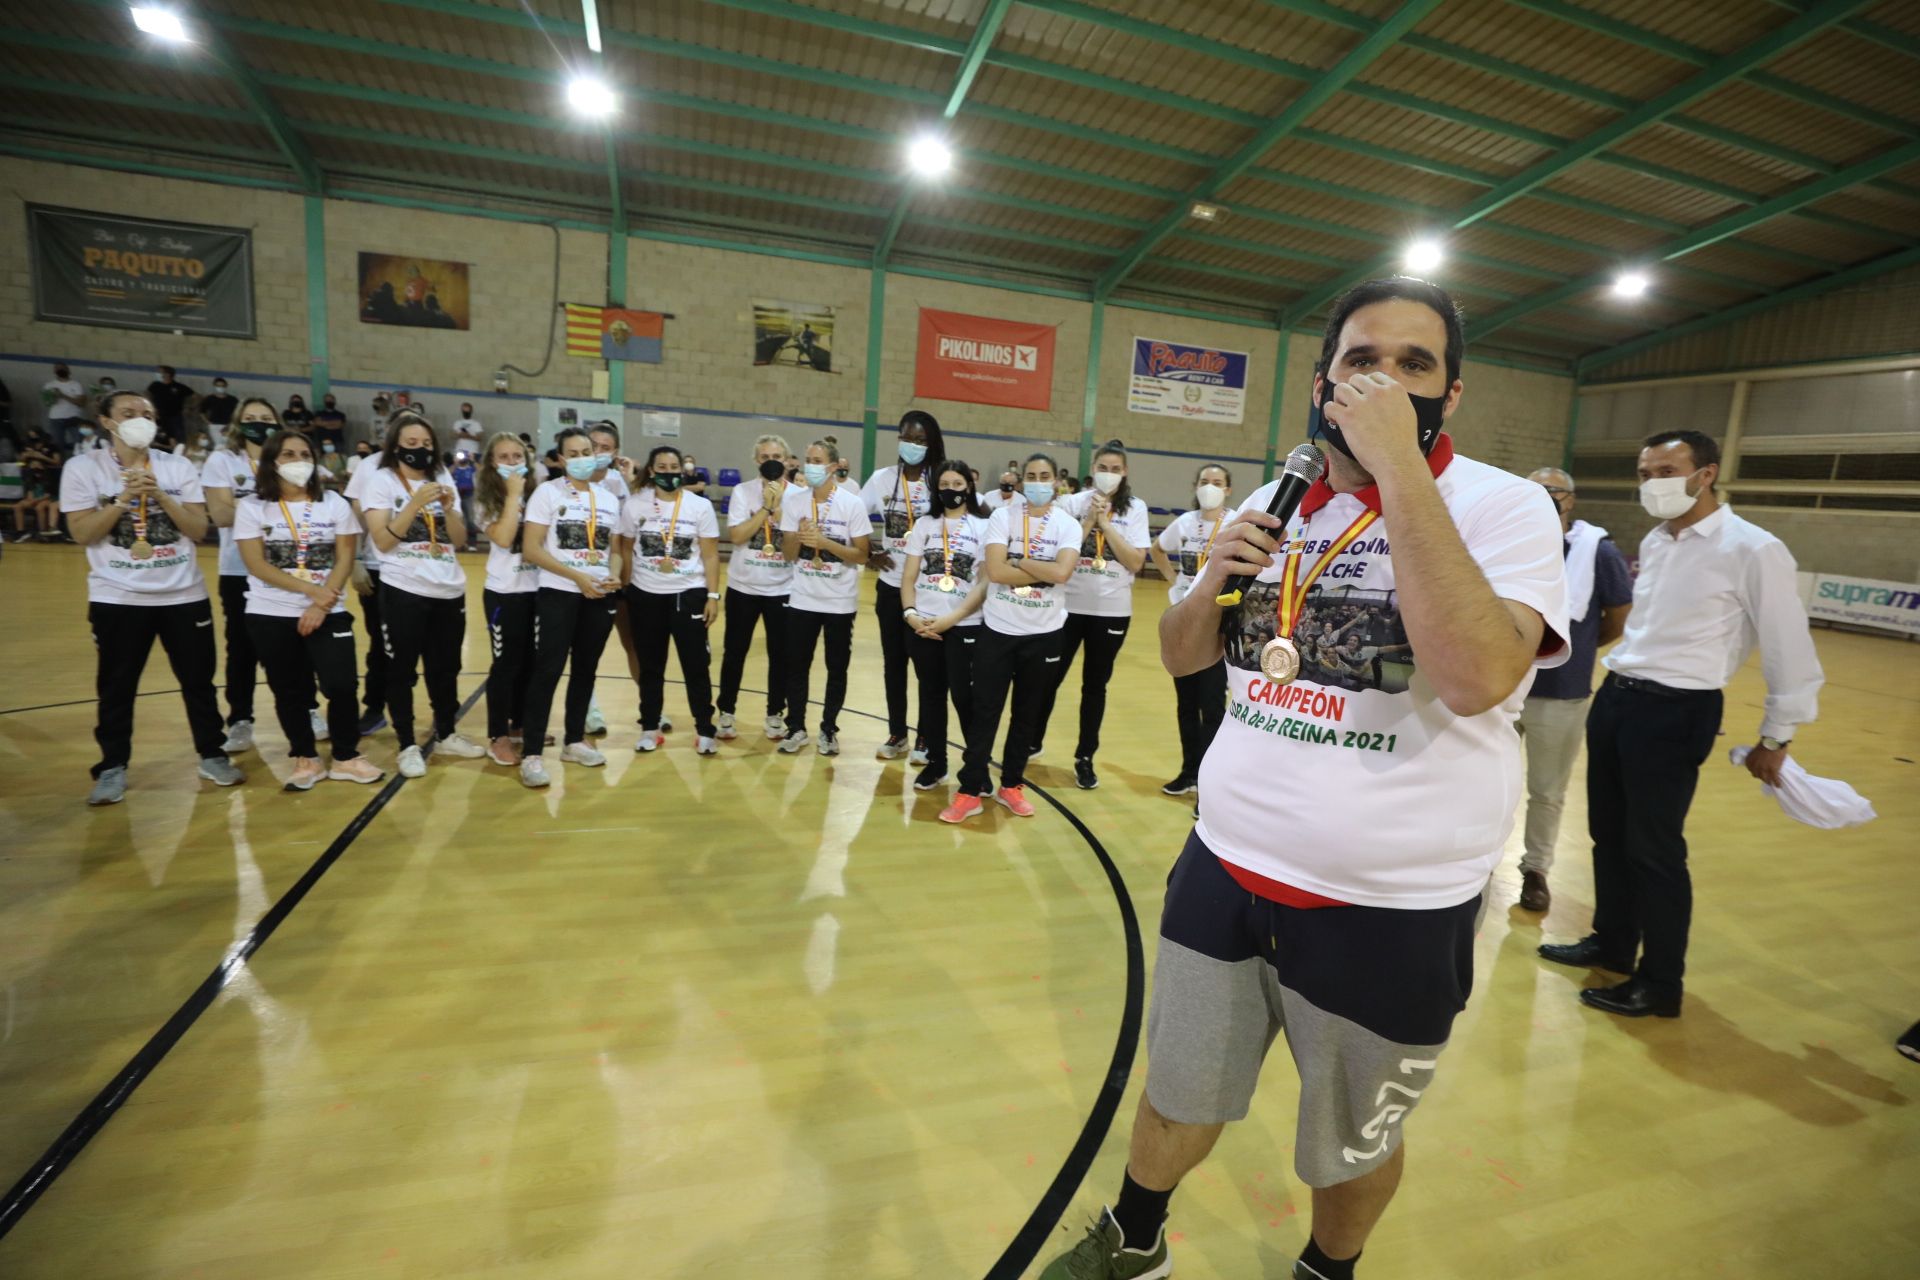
[1038,1208,1172,1280]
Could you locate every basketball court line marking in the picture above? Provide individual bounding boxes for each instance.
[0,678,1145,1279]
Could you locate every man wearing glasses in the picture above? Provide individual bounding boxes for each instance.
[1512,466,1633,914]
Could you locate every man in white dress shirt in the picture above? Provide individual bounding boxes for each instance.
[1540,429,1824,1018]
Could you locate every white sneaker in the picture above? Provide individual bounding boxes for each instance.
[764,715,787,740]
[397,745,427,778]
[659,714,674,732]
[818,731,841,757]
[520,756,551,788]
[434,732,487,759]
[633,730,664,753]
[779,729,810,754]
[696,735,719,755]
[561,741,606,767]
[585,696,607,736]
[875,735,909,760]
[221,720,254,753]
[716,712,738,740]
[909,740,930,767]
[310,708,329,742]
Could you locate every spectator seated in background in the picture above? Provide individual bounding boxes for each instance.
[319,437,348,488]
[9,428,66,541]
[283,394,315,434]
[682,452,710,497]
[313,394,348,449]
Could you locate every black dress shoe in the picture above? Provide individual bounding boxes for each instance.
[1580,979,1682,1018]
[1537,935,1633,972]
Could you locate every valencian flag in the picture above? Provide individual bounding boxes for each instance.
[566,303,664,363]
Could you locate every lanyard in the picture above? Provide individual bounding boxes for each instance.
[583,485,599,553]
[651,486,681,566]
[940,514,954,575]
[762,480,780,551]
[1274,508,1380,641]
[277,498,314,575]
[399,474,439,550]
[1196,510,1225,572]
[894,468,919,525]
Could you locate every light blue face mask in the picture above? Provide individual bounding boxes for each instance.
[803,463,831,488]
[897,441,928,466]
[565,455,599,481]
[495,463,528,479]
[1023,482,1055,507]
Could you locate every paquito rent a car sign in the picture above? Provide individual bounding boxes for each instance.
[1128,336,1249,424]
[914,308,1056,411]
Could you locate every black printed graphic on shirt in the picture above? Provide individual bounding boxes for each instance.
[883,507,913,541]
[922,549,977,584]
[1078,526,1106,558]
[1178,549,1203,577]
[99,497,182,549]
[636,529,692,560]
[555,518,611,553]
[1225,583,1416,693]
[263,536,338,575]
[394,510,444,543]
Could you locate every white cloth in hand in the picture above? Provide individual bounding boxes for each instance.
[1728,746,1876,829]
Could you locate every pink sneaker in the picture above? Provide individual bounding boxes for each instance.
[487,736,520,767]
[327,757,386,785]
[994,786,1035,818]
[939,793,984,825]
[283,758,326,792]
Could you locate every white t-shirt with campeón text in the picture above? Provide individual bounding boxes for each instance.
[1055,490,1151,619]
[861,464,935,590]
[726,477,796,597]
[903,511,990,627]
[1196,441,1571,911]
[356,465,464,600]
[1157,508,1231,607]
[60,447,209,607]
[233,492,362,617]
[620,486,719,595]
[524,478,621,594]
[982,504,1083,637]
[779,485,869,615]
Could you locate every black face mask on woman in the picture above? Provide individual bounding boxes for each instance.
[937,488,968,510]
[396,445,436,472]
[759,458,786,481]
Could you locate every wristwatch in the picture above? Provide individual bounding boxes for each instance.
[1759,735,1790,751]
[705,591,720,601]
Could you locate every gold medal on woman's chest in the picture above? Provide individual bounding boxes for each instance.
[129,539,154,560]
[1258,635,1301,684]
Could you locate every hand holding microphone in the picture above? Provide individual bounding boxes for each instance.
[1213,442,1325,607]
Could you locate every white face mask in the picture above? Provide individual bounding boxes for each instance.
[277,460,316,488]
[1091,471,1122,495]
[115,416,158,450]
[1639,471,1702,520]
[1195,483,1226,511]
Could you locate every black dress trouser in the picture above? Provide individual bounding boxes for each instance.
[521,587,618,751]
[483,588,537,740]
[1174,660,1228,777]
[88,598,227,776]
[629,586,717,737]
[958,626,1063,796]
[873,581,914,741]
[247,612,362,760]
[908,625,979,772]
[1586,674,1724,994]
[716,589,788,720]
[378,583,464,746]
[216,573,258,725]
[1031,612,1132,760]
[783,607,853,736]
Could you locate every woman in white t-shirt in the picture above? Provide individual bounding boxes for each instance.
[777,439,870,756]
[59,391,241,805]
[587,420,647,737]
[474,432,541,768]
[358,411,484,777]
[234,431,383,791]
[616,446,722,754]
[1030,439,1152,791]
[1150,463,1234,797]
[718,433,797,740]
[514,427,625,787]
[898,460,990,794]
[201,397,285,752]
[940,453,1081,825]
[859,410,943,762]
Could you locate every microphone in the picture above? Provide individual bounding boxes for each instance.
[1213,442,1326,607]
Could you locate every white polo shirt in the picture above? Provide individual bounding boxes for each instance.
[1196,438,1571,910]
[982,504,1082,636]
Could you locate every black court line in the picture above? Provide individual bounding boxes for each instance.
[0,682,1146,1277]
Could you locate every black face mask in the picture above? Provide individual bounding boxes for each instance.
[654,473,683,492]
[998,482,1014,494]
[1311,386,1448,460]
[937,488,968,511]
[239,421,272,444]
[786,467,801,482]
[758,458,786,481]
[396,445,436,472]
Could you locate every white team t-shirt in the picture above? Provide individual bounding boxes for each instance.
[903,511,989,627]
[344,449,384,566]
[1158,508,1231,606]
[200,448,263,577]
[779,485,869,615]
[597,468,630,501]
[357,465,465,600]
[726,477,797,597]
[1056,491,1150,618]
[59,447,209,607]
[524,479,620,594]
[982,505,1083,636]
[475,499,539,596]
[233,492,361,618]
[620,487,719,594]
[1196,445,1571,911]
[861,465,935,590]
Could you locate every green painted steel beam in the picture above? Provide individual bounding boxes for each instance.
[0,141,306,193]
[1079,299,1105,476]
[198,24,325,192]
[305,195,330,401]
[1473,138,1920,340]
[1265,330,1292,484]
[1283,0,1879,326]
[1576,244,1920,374]
[1094,0,1445,298]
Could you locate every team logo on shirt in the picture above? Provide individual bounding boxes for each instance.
[394,510,441,543]
[98,497,182,549]
[1226,584,1417,694]
[883,507,913,541]
[555,518,609,552]
[925,550,977,584]
[635,529,691,560]
[264,536,337,574]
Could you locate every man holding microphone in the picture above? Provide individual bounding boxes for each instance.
[1041,277,1569,1280]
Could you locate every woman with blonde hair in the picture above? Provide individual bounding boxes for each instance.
[473,431,542,766]
[718,432,797,738]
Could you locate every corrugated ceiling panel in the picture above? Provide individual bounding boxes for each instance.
[1418,0,1694,100]
[1542,163,1743,230]
[1594,0,1779,54]
[1358,44,1620,143]
[3,91,276,158]
[631,145,896,208]
[1604,127,1818,194]
[1731,211,1905,261]
[1303,93,1549,174]
[1682,81,1902,159]
[1679,241,1822,289]
[1765,29,1920,123]
[1809,186,1920,238]
[961,61,1248,160]
[306,133,608,201]
[1258,134,1489,212]
[640,0,955,96]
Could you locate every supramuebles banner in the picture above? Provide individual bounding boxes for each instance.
[29,204,256,339]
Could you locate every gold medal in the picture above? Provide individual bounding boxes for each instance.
[129,539,154,560]
[1259,636,1301,684]
[937,574,956,591]
[585,550,605,566]
[1092,556,1107,571]
[656,556,675,571]
[1013,585,1037,599]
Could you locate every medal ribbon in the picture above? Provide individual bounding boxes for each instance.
[894,468,919,535]
[126,457,151,543]
[1274,509,1380,640]
[1196,511,1225,573]
[762,480,781,552]
[653,486,681,567]
[940,515,954,580]
[584,485,599,558]
[277,499,313,578]
[400,474,439,551]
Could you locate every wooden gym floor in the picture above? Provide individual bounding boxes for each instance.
[0,541,1915,1278]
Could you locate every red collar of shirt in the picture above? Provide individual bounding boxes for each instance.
[1299,432,1455,517]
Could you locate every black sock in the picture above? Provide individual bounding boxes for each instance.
[1111,1169,1172,1251]
[1298,1235,1360,1280]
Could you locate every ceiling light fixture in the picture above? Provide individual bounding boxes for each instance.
[907,133,954,179]
[581,0,604,53]
[129,6,190,42]
[1404,238,1445,273]
[1189,201,1224,222]
[566,74,619,119]
[1612,270,1651,299]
